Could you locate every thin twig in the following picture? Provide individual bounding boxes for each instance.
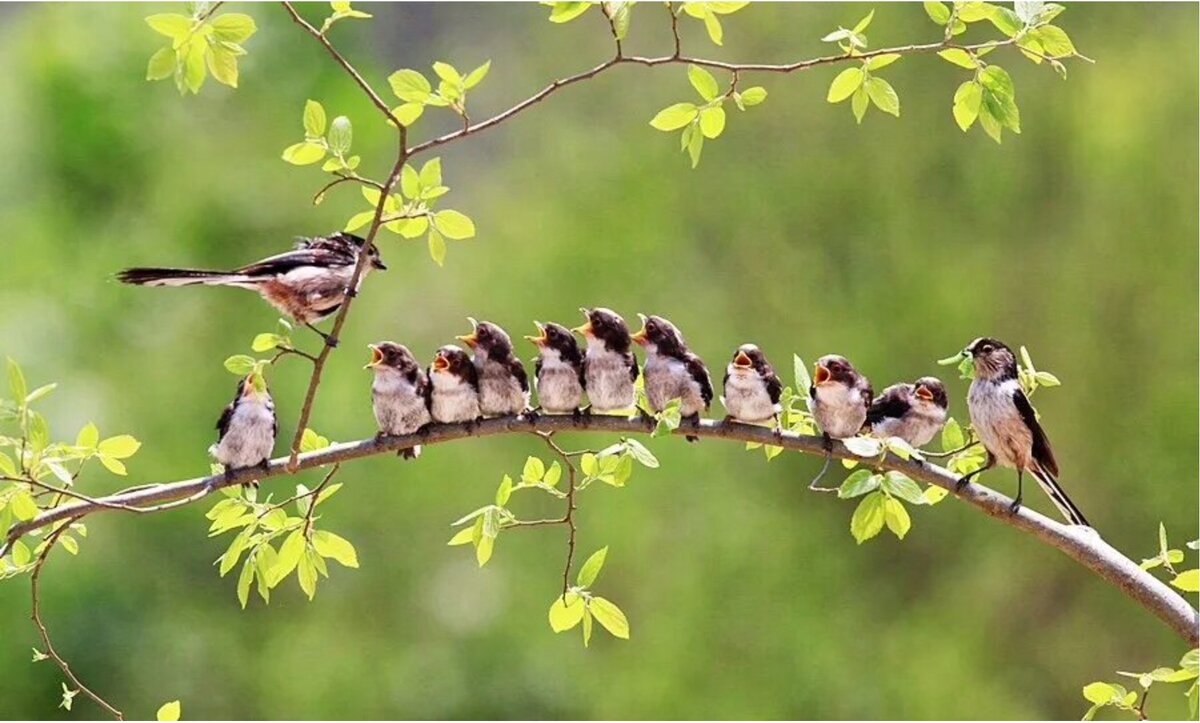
[302,464,340,537]
[311,173,384,204]
[537,432,578,595]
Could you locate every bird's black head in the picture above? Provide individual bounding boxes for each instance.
[458,319,513,359]
[912,376,949,410]
[526,321,581,357]
[431,344,473,378]
[966,337,1016,381]
[631,314,685,354]
[574,307,632,353]
[730,343,772,376]
[813,354,861,387]
[365,341,419,373]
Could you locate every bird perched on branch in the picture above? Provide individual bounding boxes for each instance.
[808,354,872,490]
[210,374,276,487]
[116,232,387,343]
[721,344,783,427]
[574,307,639,413]
[525,321,585,415]
[864,376,948,447]
[960,337,1089,526]
[457,319,529,417]
[632,314,713,441]
[365,342,431,459]
[428,344,481,425]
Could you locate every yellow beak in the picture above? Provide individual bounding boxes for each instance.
[524,322,548,346]
[915,384,934,401]
[432,353,450,372]
[364,344,383,369]
[813,364,831,385]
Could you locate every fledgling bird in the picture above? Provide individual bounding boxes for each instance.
[864,376,949,448]
[631,314,713,441]
[574,307,639,413]
[721,344,783,426]
[525,321,585,414]
[457,319,530,417]
[428,345,481,425]
[807,354,872,490]
[117,232,387,342]
[960,337,1089,526]
[365,342,431,459]
[210,374,277,487]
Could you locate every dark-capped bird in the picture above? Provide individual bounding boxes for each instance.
[457,319,529,417]
[428,345,481,424]
[573,307,639,413]
[525,321,585,414]
[210,374,277,487]
[959,337,1089,526]
[721,344,783,426]
[632,314,713,441]
[864,376,949,448]
[807,354,872,490]
[117,232,386,340]
[365,342,431,459]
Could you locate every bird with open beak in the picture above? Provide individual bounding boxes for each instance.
[525,321,585,414]
[427,345,481,424]
[365,342,432,459]
[722,344,783,426]
[864,376,949,448]
[960,337,1089,526]
[210,373,277,487]
[457,319,530,417]
[632,314,713,441]
[573,307,639,413]
[807,354,872,490]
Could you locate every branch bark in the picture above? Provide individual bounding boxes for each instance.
[5,415,1196,645]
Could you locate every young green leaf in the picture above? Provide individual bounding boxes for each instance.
[827,67,864,103]
[312,530,359,568]
[884,497,912,539]
[850,491,886,543]
[688,64,721,101]
[650,103,699,131]
[433,210,476,239]
[576,546,608,587]
[548,593,586,631]
[588,596,630,639]
[865,76,899,116]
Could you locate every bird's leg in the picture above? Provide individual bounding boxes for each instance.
[257,458,271,473]
[524,406,541,424]
[721,414,736,425]
[808,433,837,492]
[1010,470,1024,513]
[305,323,338,348]
[772,412,784,439]
[572,406,584,423]
[684,412,701,443]
[955,451,996,492]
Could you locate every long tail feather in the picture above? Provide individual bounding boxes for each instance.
[116,267,256,288]
[1032,466,1090,527]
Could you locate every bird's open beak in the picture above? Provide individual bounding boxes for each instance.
[915,384,934,401]
[813,363,831,385]
[456,318,479,349]
[372,257,388,271]
[242,374,264,397]
[524,322,548,346]
[364,344,383,369]
[734,351,753,368]
[432,353,450,372]
[571,308,593,338]
[630,313,649,345]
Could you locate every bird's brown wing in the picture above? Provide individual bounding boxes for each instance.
[686,354,714,409]
[1013,389,1058,476]
[508,356,529,393]
[865,386,910,427]
[236,248,353,277]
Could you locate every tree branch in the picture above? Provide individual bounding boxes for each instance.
[5,415,1195,645]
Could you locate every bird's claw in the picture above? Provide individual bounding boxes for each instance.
[1009,497,1023,514]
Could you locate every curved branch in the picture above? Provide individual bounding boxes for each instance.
[5,415,1196,645]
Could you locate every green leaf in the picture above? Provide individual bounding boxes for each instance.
[7,358,27,402]
[432,61,462,86]
[303,99,327,137]
[98,435,141,459]
[624,439,659,468]
[0,451,15,477]
[252,333,283,352]
[282,142,326,165]
[850,491,886,544]
[866,53,900,70]
[207,45,239,88]
[924,485,949,505]
[853,8,874,32]
[10,489,38,521]
[865,76,899,116]
[146,46,176,81]
[463,60,491,89]
[923,1,951,23]
[1035,24,1075,57]
[271,530,305,586]
[211,12,256,42]
[298,550,319,599]
[793,354,812,390]
[989,6,1024,36]
[884,497,912,539]
[224,354,256,375]
[181,39,206,94]
[236,557,254,607]
[389,69,432,102]
[582,606,594,646]
[475,533,494,566]
[299,428,330,452]
[827,67,864,103]
[739,86,767,107]
[146,13,192,39]
[544,461,563,486]
[548,593,586,631]
[100,456,127,476]
[686,126,704,168]
[400,164,420,199]
[688,64,720,101]
[522,456,546,483]
[650,103,699,131]
[941,417,965,451]
[433,210,475,239]
[547,2,591,23]
[23,383,55,405]
[327,116,352,155]
[838,470,879,498]
[1083,682,1117,705]
[419,158,443,188]
[952,81,983,131]
[312,530,359,568]
[576,546,607,587]
[881,471,926,505]
[495,474,513,505]
[979,65,1015,100]
[447,527,474,546]
[427,230,446,267]
[938,48,977,69]
[344,211,376,233]
[698,106,726,139]
[1171,570,1200,592]
[842,436,883,457]
[588,596,630,639]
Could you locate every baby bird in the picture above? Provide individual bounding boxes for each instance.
[525,321,585,414]
[722,344,783,426]
[574,307,639,413]
[365,342,431,459]
[210,374,277,487]
[807,354,872,490]
[865,377,949,448]
[428,345,481,425]
[632,314,713,441]
[457,319,530,417]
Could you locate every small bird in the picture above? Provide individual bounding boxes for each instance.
[365,342,431,459]
[960,337,1089,526]
[117,232,387,342]
[721,344,783,426]
[525,321,585,414]
[210,374,277,487]
[631,314,713,441]
[428,344,482,425]
[457,319,530,417]
[864,376,949,448]
[574,307,639,413]
[808,354,872,489]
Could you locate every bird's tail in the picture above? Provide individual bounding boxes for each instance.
[116,267,259,288]
[1032,465,1090,527]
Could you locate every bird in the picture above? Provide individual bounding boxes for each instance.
[631,314,713,441]
[864,376,949,448]
[457,319,530,417]
[959,337,1089,526]
[365,342,431,459]
[117,232,387,343]
[573,307,639,413]
[525,321,585,415]
[721,343,783,427]
[427,344,482,425]
[807,354,873,490]
[210,374,277,488]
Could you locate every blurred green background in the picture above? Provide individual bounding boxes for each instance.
[0,2,1196,719]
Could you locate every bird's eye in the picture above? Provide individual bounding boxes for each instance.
[981,344,993,353]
